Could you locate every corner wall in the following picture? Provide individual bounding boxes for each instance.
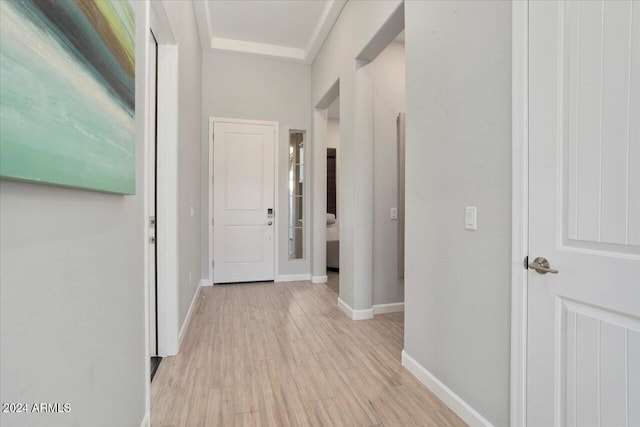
[403,1,512,425]
[200,51,312,280]
[0,2,149,426]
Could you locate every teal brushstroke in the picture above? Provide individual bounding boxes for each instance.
[0,0,135,194]
[109,1,135,53]
[16,0,134,114]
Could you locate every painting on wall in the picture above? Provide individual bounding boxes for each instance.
[0,0,136,194]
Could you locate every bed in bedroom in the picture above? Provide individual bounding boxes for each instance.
[326,213,339,271]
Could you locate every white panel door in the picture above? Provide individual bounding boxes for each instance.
[528,2,640,426]
[213,120,276,283]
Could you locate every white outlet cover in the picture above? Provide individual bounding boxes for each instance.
[390,207,398,220]
[465,207,477,230]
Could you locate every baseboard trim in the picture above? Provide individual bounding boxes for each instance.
[372,302,405,315]
[140,412,150,427]
[401,350,494,427]
[178,281,202,348]
[311,275,328,284]
[338,297,374,320]
[199,279,213,287]
[275,274,311,282]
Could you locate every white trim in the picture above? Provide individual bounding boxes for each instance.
[275,274,311,282]
[155,44,180,358]
[402,350,494,427]
[150,0,175,44]
[210,117,281,127]
[179,281,203,347]
[311,108,329,281]
[208,117,280,285]
[372,302,404,315]
[311,275,328,284]
[192,0,212,52]
[212,37,306,63]
[305,0,347,62]
[192,1,345,64]
[199,279,213,287]
[511,1,529,426]
[338,297,373,320]
[140,1,151,425]
[139,412,150,427]
[208,118,214,284]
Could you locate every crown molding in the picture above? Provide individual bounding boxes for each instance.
[304,0,346,62]
[193,0,346,64]
[193,0,212,51]
[211,37,307,63]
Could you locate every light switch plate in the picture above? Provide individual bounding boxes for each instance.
[465,207,477,230]
[390,207,398,220]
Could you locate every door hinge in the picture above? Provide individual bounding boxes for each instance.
[211,260,214,268]
[523,255,529,269]
[149,216,156,228]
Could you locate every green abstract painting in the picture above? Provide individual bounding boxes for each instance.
[0,0,135,194]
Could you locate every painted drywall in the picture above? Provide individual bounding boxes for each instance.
[0,2,149,426]
[403,1,512,426]
[327,118,340,219]
[162,1,203,327]
[200,51,311,279]
[327,119,340,146]
[372,41,405,305]
[311,0,403,310]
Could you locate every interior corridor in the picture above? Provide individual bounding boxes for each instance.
[150,279,464,426]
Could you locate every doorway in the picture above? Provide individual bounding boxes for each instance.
[326,97,340,295]
[370,34,406,311]
[209,118,279,284]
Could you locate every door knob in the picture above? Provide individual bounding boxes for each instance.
[528,257,559,275]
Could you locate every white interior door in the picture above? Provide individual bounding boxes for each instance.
[528,2,640,426]
[213,120,276,284]
[148,29,157,357]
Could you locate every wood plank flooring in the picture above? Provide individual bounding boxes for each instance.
[150,278,465,426]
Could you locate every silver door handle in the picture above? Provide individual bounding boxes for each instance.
[267,221,273,226]
[528,257,558,275]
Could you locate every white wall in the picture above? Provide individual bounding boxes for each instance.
[311,0,403,310]
[0,2,149,426]
[162,1,203,327]
[327,120,340,148]
[200,51,311,279]
[403,1,512,426]
[372,41,405,305]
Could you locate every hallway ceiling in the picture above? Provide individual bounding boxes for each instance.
[193,0,346,64]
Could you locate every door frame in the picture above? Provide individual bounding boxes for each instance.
[208,117,280,284]
[511,1,529,425]
[148,26,158,359]
[147,0,180,358]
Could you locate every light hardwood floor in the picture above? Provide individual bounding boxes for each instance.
[151,279,465,426]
